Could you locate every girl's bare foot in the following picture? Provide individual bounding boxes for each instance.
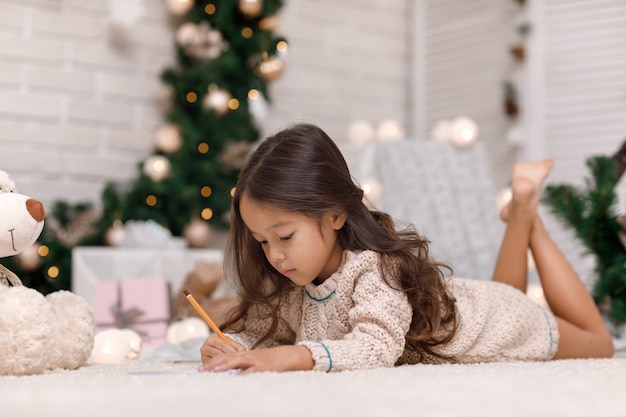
[512,158,553,200]
[500,158,554,222]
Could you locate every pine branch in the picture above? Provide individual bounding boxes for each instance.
[542,184,586,241]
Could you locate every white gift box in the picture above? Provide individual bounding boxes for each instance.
[71,247,225,309]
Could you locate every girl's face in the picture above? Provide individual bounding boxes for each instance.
[239,194,346,286]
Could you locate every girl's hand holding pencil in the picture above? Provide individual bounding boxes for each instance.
[183,290,245,353]
[183,290,238,348]
[186,288,315,375]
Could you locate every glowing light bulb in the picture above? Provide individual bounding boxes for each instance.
[450,116,478,148]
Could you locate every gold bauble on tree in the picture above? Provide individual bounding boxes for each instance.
[202,84,231,115]
[175,22,199,48]
[259,14,280,31]
[239,0,263,18]
[142,155,171,182]
[183,218,212,248]
[155,124,183,154]
[256,55,284,81]
[104,220,127,247]
[175,22,228,61]
[167,0,194,16]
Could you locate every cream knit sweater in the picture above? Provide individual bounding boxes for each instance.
[228,250,559,372]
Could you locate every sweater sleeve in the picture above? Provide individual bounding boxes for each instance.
[298,258,412,372]
[226,287,301,350]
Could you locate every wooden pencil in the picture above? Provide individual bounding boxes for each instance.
[183,289,235,348]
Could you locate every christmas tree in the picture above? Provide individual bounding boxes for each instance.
[2,0,286,293]
[542,139,626,324]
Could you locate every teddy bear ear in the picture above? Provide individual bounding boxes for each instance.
[0,170,17,193]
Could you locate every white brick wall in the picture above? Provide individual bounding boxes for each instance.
[260,0,410,143]
[0,0,173,206]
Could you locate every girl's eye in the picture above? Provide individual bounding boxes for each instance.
[259,240,268,246]
[279,234,293,241]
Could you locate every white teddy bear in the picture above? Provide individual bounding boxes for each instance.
[0,170,95,376]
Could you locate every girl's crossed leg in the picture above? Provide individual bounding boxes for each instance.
[492,159,613,359]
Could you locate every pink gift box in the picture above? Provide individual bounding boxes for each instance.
[94,277,171,348]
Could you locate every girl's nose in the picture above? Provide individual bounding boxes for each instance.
[270,247,285,263]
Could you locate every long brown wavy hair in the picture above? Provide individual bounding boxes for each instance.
[221,123,458,361]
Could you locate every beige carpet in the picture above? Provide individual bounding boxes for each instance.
[2,356,626,417]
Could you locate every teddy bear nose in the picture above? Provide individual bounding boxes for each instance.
[26,198,45,222]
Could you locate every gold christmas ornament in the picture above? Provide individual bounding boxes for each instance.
[259,14,280,31]
[175,22,228,60]
[104,220,127,247]
[166,0,194,16]
[143,155,171,182]
[175,22,198,47]
[155,124,183,154]
[239,0,263,18]
[256,55,284,81]
[183,218,212,248]
[202,84,232,115]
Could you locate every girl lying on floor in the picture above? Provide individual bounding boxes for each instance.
[199,123,614,374]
